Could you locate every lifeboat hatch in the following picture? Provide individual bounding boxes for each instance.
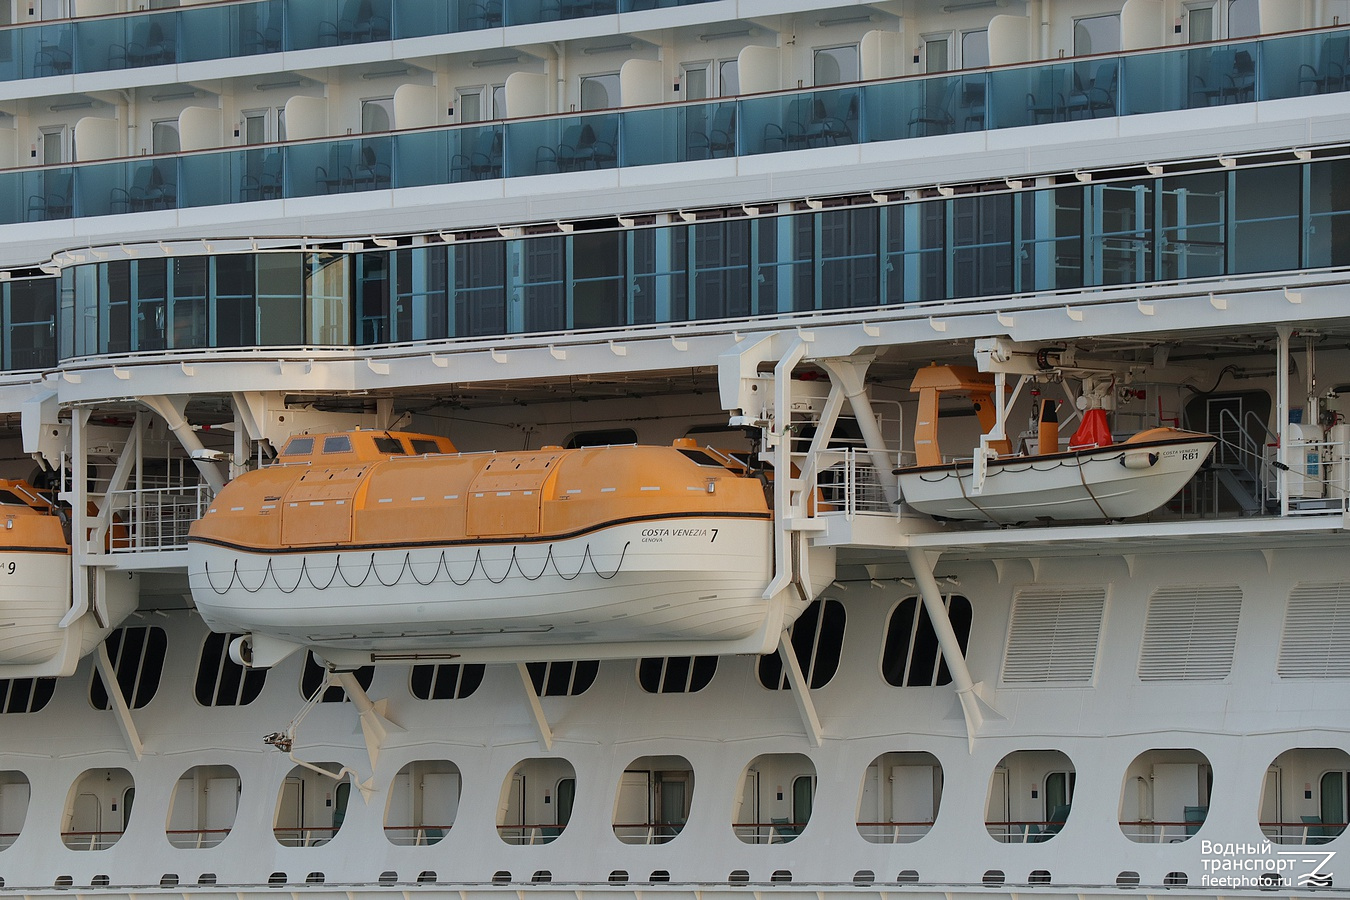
[280,466,365,546]
[465,453,562,538]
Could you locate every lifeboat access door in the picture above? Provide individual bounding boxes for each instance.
[465,453,563,538]
[279,466,368,546]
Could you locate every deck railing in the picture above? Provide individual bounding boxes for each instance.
[60,829,125,850]
[165,827,232,849]
[854,821,933,844]
[732,821,806,844]
[6,27,1350,227]
[382,824,452,846]
[612,822,684,845]
[105,483,213,553]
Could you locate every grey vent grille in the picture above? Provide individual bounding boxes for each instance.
[1002,587,1106,684]
[1138,585,1241,681]
[1279,582,1350,678]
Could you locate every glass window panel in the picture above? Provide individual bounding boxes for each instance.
[572,231,624,329]
[356,252,390,344]
[1187,5,1214,43]
[256,252,304,345]
[306,253,351,345]
[924,36,949,73]
[453,241,506,335]
[581,73,619,111]
[102,260,132,354]
[1073,15,1120,56]
[961,30,989,69]
[1308,159,1350,269]
[1017,187,1084,292]
[520,236,567,332]
[682,63,708,100]
[950,194,1013,298]
[458,89,483,123]
[1230,166,1298,275]
[690,219,750,319]
[1160,171,1226,280]
[1228,0,1258,38]
[394,246,449,341]
[718,60,738,96]
[885,201,946,302]
[1089,181,1154,285]
[813,45,858,86]
[171,256,208,348]
[5,279,58,370]
[214,254,257,347]
[135,258,168,351]
[819,207,879,308]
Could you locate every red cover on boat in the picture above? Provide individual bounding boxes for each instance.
[1069,407,1112,450]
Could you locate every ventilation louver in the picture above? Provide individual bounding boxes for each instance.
[1138,585,1241,681]
[1279,582,1350,678]
[1002,587,1106,684]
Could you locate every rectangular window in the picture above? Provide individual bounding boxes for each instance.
[1089,181,1154,285]
[885,201,946,302]
[814,45,859,86]
[580,73,620,111]
[1186,4,1216,43]
[453,241,505,336]
[718,60,739,96]
[458,88,483,123]
[1017,187,1084,292]
[961,30,990,69]
[1233,167,1299,274]
[214,255,257,347]
[1159,172,1226,280]
[682,62,709,100]
[151,119,180,154]
[950,193,1013,298]
[1228,0,1258,38]
[1073,15,1121,55]
[361,97,394,133]
[818,206,879,308]
[1308,159,1350,268]
[923,35,950,73]
[572,231,624,329]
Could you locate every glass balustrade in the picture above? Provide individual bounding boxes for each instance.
[0,153,1346,369]
[0,0,715,80]
[4,27,1347,228]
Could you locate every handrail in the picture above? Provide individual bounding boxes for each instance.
[1,25,1348,227]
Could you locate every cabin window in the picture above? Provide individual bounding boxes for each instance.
[881,595,972,687]
[637,656,717,694]
[758,598,846,690]
[1185,3,1216,43]
[960,30,989,70]
[321,435,353,454]
[90,626,168,710]
[410,439,441,454]
[1227,0,1258,38]
[299,656,373,702]
[525,661,599,697]
[194,632,267,707]
[0,677,56,713]
[580,74,620,111]
[922,35,950,73]
[410,663,485,700]
[384,761,460,846]
[281,437,314,456]
[373,436,405,455]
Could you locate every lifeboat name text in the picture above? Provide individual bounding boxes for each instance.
[640,527,718,543]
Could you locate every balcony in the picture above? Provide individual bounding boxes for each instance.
[5,27,1350,228]
[3,0,716,82]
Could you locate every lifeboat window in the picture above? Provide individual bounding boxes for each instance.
[281,437,314,456]
[758,598,846,690]
[881,596,972,687]
[410,663,485,700]
[563,428,637,449]
[0,677,57,714]
[373,436,406,455]
[194,632,267,707]
[90,626,168,711]
[322,435,353,454]
[299,656,373,702]
[525,660,599,697]
[0,490,30,506]
[677,449,725,467]
[410,439,442,455]
[637,656,717,693]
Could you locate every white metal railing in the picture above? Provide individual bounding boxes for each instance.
[1261,821,1346,845]
[612,823,684,845]
[816,449,893,519]
[1276,438,1350,515]
[165,828,232,849]
[855,822,932,844]
[1119,822,1204,843]
[105,483,213,553]
[383,825,452,846]
[732,822,804,844]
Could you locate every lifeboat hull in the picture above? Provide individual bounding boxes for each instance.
[0,549,73,666]
[190,515,829,659]
[897,432,1216,523]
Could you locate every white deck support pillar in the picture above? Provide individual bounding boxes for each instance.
[1277,325,1291,516]
[819,357,900,506]
[334,671,402,777]
[140,395,226,494]
[60,408,92,628]
[906,548,991,751]
[94,640,143,760]
[517,663,554,751]
[778,631,823,747]
[764,339,811,602]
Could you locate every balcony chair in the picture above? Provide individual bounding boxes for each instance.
[27,173,73,221]
[908,80,959,136]
[1299,34,1348,94]
[33,29,73,76]
[452,128,504,180]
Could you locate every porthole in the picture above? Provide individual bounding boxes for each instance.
[198,875,218,886]
[0,771,31,851]
[771,870,792,883]
[1029,870,1051,885]
[90,875,108,887]
[1119,749,1211,843]
[62,768,134,850]
[417,872,437,884]
[985,750,1075,843]
[168,765,240,848]
[857,751,942,843]
[613,755,693,845]
[983,870,1005,887]
[160,874,178,887]
[1164,872,1188,886]
[274,763,353,847]
[492,872,511,884]
[729,870,749,884]
[55,876,73,887]
[267,873,286,886]
[897,870,920,884]
[734,754,815,844]
[378,872,397,886]
[650,870,671,883]
[608,871,628,883]
[532,871,552,883]
[305,873,324,884]
[853,870,875,885]
[1117,871,1140,887]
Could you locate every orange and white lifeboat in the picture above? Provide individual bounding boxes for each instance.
[186,431,834,667]
[0,480,138,677]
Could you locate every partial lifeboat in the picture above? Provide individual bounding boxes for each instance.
[186,431,835,667]
[894,365,1217,524]
[0,480,138,677]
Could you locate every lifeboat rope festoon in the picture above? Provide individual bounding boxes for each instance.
[199,541,631,595]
